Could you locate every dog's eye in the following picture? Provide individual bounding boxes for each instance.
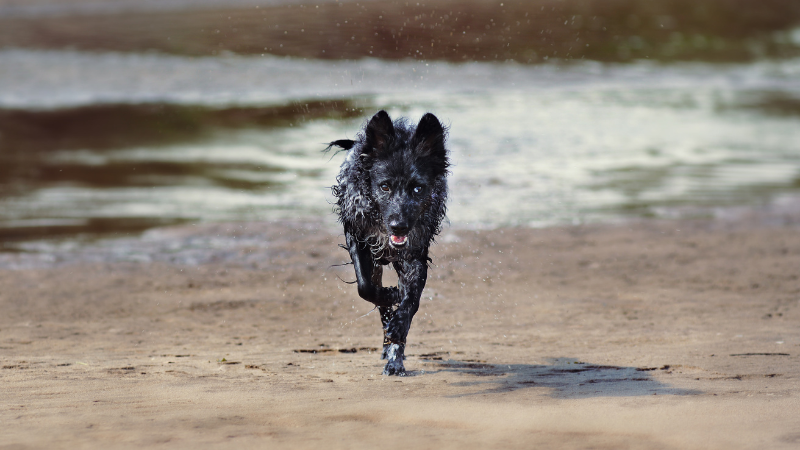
[380,183,390,192]
[413,186,423,194]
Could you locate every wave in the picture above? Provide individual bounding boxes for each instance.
[1,49,799,109]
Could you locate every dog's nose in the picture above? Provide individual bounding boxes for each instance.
[389,220,409,236]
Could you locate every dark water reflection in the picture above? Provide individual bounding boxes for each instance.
[0,100,364,153]
[0,217,191,243]
[0,100,368,245]
[0,100,364,196]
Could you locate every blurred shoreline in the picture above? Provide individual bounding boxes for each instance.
[0,0,327,17]
[1,0,798,248]
[1,0,799,63]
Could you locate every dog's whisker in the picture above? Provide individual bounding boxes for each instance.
[335,275,357,285]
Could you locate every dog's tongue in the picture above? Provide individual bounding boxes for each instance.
[390,235,407,245]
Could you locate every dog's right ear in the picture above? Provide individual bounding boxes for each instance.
[411,113,449,176]
[363,110,394,154]
[411,113,445,157]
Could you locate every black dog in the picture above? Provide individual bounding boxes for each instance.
[327,110,449,376]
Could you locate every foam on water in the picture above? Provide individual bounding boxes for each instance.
[2,49,799,109]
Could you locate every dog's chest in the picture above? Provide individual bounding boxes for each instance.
[375,255,397,265]
[373,244,400,265]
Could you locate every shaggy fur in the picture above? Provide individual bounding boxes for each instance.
[327,110,449,376]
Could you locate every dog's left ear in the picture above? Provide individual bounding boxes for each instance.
[412,113,448,175]
[364,110,395,155]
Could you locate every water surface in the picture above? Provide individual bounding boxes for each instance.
[1,49,799,249]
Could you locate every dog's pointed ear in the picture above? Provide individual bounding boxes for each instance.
[364,110,394,154]
[411,113,444,156]
[412,113,449,176]
[412,113,445,157]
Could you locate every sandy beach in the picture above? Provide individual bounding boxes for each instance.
[1,215,799,449]
[1,0,799,447]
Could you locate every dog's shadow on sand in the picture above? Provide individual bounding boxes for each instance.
[412,357,701,399]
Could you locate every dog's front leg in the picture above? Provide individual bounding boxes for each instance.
[346,232,399,308]
[382,258,427,376]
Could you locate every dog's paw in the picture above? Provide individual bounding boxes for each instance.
[382,359,406,376]
[383,362,406,376]
[381,343,406,375]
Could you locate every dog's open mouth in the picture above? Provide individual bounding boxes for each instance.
[390,235,407,247]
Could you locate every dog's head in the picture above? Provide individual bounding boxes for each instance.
[359,110,449,249]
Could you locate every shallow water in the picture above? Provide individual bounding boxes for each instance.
[1,49,799,247]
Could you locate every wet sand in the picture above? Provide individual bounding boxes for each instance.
[2,217,799,449]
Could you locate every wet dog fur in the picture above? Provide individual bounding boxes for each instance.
[327,110,449,376]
